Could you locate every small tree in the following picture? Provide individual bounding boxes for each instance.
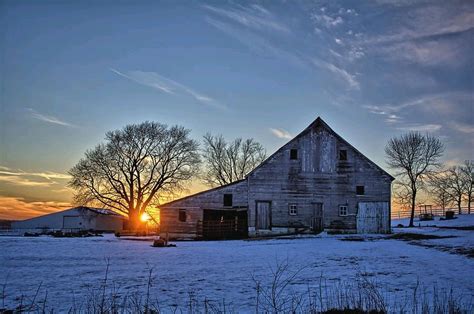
[385,132,444,227]
[428,171,453,212]
[201,133,266,187]
[446,166,467,214]
[461,160,473,214]
[68,122,200,229]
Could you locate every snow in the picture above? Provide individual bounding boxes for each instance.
[1,216,474,311]
[392,213,474,228]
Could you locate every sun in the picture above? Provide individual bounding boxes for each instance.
[140,212,150,222]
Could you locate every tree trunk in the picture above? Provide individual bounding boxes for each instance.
[457,198,462,215]
[409,188,416,227]
[128,209,141,231]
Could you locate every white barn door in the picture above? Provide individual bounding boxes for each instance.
[357,202,390,234]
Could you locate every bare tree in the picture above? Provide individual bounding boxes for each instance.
[428,171,453,212]
[385,132,444,227]
[68,122,200,229]
[201,133,266,187]
[461,160,473,214]
[446,166,467,214]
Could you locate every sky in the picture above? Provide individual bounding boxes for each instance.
[0,0,473,220]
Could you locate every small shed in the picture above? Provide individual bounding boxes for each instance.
[11,206,125,233]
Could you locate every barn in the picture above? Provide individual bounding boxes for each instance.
[159,117,394,240]
[11,206,125,234]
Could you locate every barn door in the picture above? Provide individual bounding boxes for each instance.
[256,201,271,230]
[312,203,323,233]
[63,216,82,230]
[357,202,390,234]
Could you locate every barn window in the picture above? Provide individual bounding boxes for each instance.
[223,194,233,207]
[339,205,348,216]
[289,204,297,216]
[356,186,365,195]
[290,149,298,160]
[178,209,186,222]
[339,149,347,161]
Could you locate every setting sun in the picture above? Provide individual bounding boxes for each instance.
[140,212,150,222]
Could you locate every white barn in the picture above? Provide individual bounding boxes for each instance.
[12,207,125,233]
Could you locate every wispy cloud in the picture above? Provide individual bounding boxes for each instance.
[0,196,70,220]
[269,128,293,139]
[0,166,70,187]
[365,92,473,135]
[203,4,290,34]
[205,3,361,92]
[449,122,474,134]
[362,3,474,67]
[110,68,225,110]
[395,124,442,132]
[27,108,75,127]
[310,12,344,28]
[312,59,360,90]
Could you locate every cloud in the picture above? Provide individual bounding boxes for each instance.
[110,68,225,110]
[365,92,473,136]
[269,128,293,139]
[449,122,474,134]
[27,108,75,127]
[310,13,343,28]
[0,166,71,187]
[362,3,474,66]
[203,4,290,34]
[205,17,306,68]
[312,59,360,90]
[0,196,70,220]
[395,124,442,132]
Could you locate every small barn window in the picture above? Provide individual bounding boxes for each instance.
[290,149,298,160]
[178,209,186,222]
[339,149,347,161]
[289,204,297,216]
[223,194,233,207]
[339,205,348,216]
[356,186,365,195]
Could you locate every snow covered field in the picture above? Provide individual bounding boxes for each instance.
[1,216,473,312]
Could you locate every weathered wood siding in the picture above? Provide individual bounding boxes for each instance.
[247,123,392,235]
[159,180,248,239]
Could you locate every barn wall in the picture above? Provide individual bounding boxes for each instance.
[248,123,392,235]
[159,180,248,239]
[12,208,81,230]
[11,208,124,232]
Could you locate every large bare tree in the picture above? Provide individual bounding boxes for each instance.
[68,122,200,229]
[385,132,444,227]
[202,133,266,187]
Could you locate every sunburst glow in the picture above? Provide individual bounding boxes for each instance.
[140,212,150,222]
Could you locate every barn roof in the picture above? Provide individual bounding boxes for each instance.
[15,206,125,223]
[159,179,246,207]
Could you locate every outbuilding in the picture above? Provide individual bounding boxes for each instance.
[11,206,125,234]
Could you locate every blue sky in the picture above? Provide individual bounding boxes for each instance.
[0,0,473,219]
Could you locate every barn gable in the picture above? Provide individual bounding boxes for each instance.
[247,117,394,181]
